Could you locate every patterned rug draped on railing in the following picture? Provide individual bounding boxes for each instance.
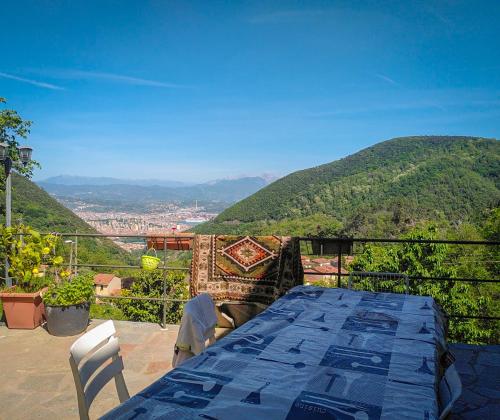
[190,235,303,304]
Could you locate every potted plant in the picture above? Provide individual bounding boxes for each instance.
[42,272,95,336]
[0,225,62,329]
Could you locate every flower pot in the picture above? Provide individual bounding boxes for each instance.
[147,236,192,251]
[0,287,47,329]
[45,302,91,336]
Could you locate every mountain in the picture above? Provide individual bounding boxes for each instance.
[0,174,133,265]
[194,136,500,236]
[38,176,269,212]
[40,175,189,187]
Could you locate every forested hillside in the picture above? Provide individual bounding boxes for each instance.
[0,173,133,265]
[195,136,499,236]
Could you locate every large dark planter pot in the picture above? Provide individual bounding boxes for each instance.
[0,287,47,329]
[45,302,90,336]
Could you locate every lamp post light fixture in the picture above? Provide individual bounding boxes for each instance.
[0,142,33,287]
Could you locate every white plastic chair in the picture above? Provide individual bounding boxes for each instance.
[172,293,218,367]
[439,363,462,419]
[69,320,130,420]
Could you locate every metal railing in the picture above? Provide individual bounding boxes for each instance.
[1,232,499,336]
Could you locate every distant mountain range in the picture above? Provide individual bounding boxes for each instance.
[38,176,271,212]
[40,175,191,187]
[0,174,133,264]
[195,136,500,236]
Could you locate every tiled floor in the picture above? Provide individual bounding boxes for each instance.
[450,343,500,419]
[1,322,498,419]
[0,320,228,419]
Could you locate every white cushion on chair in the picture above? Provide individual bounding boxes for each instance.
[172,293,217,367]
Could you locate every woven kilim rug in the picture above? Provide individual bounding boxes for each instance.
[190,235,304,304]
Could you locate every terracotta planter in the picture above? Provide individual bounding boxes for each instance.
[147,235,192,251]
[0,287,47,329]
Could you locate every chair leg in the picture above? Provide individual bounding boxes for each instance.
[114,371,130,403]
[70,356,90,420]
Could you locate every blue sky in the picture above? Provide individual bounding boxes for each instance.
[1,0,499,182]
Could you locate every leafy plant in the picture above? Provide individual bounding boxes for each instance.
[43,272,95,306]
[0,224,64,292]
[351,223,494,344]
[117,270,188,324]
[90,303,127,320]
[0,97,39,180]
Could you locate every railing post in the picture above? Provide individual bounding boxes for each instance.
[4,169,12,287]
[162,235,167,330]
[74,233,78,275]
[337,248,342,287]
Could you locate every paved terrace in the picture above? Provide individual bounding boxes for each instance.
[0,320,498,420]
[0,320,229,419]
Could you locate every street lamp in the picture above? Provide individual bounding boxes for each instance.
[0,142,33,287]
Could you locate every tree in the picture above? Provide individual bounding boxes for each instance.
[351,224,493,344]
[0,98,39,182]
[117,270,189,324]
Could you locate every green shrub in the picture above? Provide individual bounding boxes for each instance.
[0,224,64,292]
[90,303,127,321]
[117,270,188,324]
[42,272,95,306]
[351,224,495,344]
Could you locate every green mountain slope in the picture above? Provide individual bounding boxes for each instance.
[195,136,500,236]
[0,173,133,265]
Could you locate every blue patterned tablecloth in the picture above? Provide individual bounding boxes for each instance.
[102,286,447,419]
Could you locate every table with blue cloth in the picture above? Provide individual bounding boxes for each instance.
[102,286,447,419]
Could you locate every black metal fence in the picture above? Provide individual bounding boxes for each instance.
[2,232,499,342]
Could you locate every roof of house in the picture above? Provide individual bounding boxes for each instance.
[312,265,337,274]
[312,258,333,264]
[94,273,118,286]
[303,274,319,284]
[312,265,347,274]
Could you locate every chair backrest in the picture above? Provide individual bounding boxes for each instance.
[69,320,130,420]
[439,364,462,419]
[173,294,217,367]
[348,271,410,294]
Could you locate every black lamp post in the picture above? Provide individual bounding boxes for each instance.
[0,142,33,286]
